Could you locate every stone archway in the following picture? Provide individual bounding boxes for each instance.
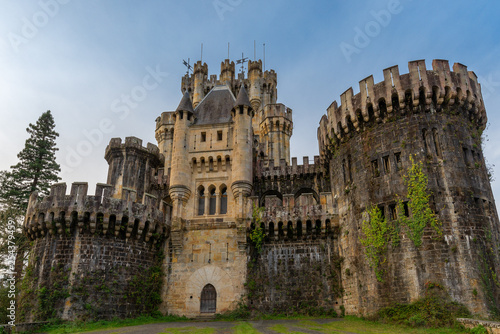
[185,265,238,316]
[200,284,217,313]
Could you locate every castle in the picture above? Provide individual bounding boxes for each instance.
[21,58,500,320]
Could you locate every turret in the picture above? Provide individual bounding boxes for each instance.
[231,85,254,217]
[220,59,235,85]
[319,59,486,144]
[169,91,195,218]
[248,60,263,111]
[260,104,293,165]
[104,137,161,201]
[193,61,208,107]
[155,112,175,176]
[262,69,277,107]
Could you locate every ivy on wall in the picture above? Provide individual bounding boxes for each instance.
[249,206,265,253]
[398,155,442,247]
[360,205,399,282]
[361,155,442,281]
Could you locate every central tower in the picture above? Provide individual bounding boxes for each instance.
[160,59,291,316]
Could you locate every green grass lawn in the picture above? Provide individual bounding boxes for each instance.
[38,315,479,334]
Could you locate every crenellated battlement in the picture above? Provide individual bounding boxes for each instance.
[24,182,167,242]
[155,111,176,129]
[260,103,293,137]
[248,59,262,73]
[261,103,293,121]
[318,59,486,150]
[255,155,324,178]
[193,60,208,75]
[180,59,277,109]
[106,136,160,156]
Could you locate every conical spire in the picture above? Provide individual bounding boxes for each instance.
[234,85,252,108]
[176,91,194,114]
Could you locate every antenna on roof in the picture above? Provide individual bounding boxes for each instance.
[263,43,266,71]
[201,43,203,63]
[236,52,249,74]
[182,58,192,76]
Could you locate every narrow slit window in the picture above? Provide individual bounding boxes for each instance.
[220,187,227,214]
[403,201,409,217]
[378,205,385,220]
[383,155,390,174]
[394,152,402,171]
[209,188,216,215]
[371,159,380,177]
[389,204,397,220]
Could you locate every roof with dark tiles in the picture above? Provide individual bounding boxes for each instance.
[234,84,252,108]
[194,85,235,125]
[176,91,194,114]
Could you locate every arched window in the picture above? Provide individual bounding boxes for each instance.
[269,222,275,238]
[200,284,216,313]
[209,187,216,215]
[315,220,321,236]
[220,187,227,214]
[297,221,303,239]
[287,221,293,239]
[306,220,312,236]
[198,187,205,215]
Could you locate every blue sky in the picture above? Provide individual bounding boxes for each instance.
[1,0,500,200]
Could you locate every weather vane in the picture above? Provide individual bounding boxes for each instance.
[182,58,192,76]
[236,52,248,74]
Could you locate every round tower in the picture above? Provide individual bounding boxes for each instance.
[220,59,235,85]
[193,61,208,108]
[248,59,263,135]
[169,91,194,219]
[155,112,175,174]
[104,137,162,201]
[318,59,497,317]
[248,60,262,111]
[21,182,167,322]
[231,85,254,218]
[260,104,293,165]
[262,69,277,107]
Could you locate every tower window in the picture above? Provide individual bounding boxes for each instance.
[198,187,205,215]
[220,187,227,214]
[201,132,206,142]
[394,152,402,171]
[388,203,397,220]
[383,155,390,174]
[371,159,380,177]
[209,188,216,215]
[403,201,409,217]
[217,130,223,141]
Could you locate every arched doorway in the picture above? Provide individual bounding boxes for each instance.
[200,284,216,313]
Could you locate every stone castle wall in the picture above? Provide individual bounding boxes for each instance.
[162,226,247,317]
[20,181,168,321]
[318,59,500,316]
[247,238,342,315]
[20,58,500,321]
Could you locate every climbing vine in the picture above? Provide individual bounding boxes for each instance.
[360,205,399,282]
[361,155,442,281]
[398,155,442,247]
[249,205,265,253]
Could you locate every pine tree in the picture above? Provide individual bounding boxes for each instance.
[0,110,61,211]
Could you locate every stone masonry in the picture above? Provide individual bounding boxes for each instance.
[21,58,500,320]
